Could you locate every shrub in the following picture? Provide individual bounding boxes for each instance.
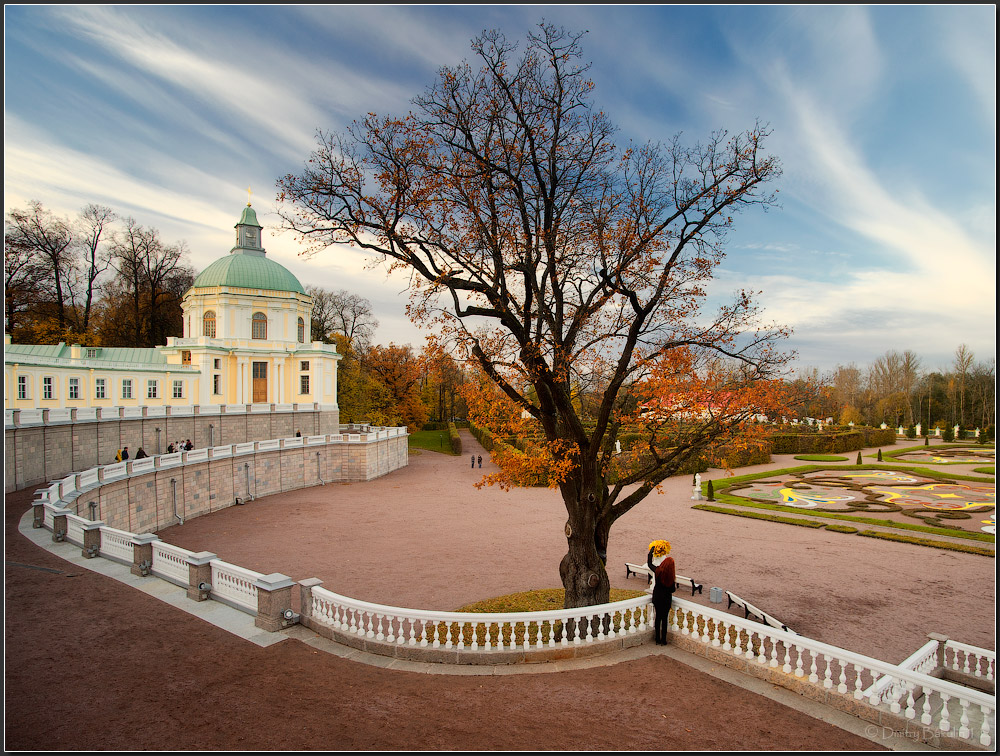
[942,426,955,443]
[447,422,462,455]
[905,423,916,439]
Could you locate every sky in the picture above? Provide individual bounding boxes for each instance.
[4,5,995,375]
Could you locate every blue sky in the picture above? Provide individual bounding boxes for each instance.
[4,5,995,374]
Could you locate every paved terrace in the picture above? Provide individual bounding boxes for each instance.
[5,432,994,750]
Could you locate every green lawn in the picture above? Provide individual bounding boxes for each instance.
[408,429,459,455]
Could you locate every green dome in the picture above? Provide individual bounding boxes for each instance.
[191,253,305,294]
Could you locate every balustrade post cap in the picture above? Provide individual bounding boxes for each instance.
[81,520,106,531]
[50,507,74,516]
[185,552,219,566]
[132,533,160,545]
[299,577,324,588]
[927,632,950,643]
[256,573,296,591]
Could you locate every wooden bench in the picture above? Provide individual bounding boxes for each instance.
[624,563,703,595]
[725,590,796,634]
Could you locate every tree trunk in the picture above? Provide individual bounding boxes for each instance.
[558,470,611,609]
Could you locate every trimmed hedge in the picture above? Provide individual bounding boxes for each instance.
[447,422,462,455]
[769,427,895,454]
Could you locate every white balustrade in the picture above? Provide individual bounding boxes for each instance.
[170,405,194,416]
[283,437,304,448]
[159,452,183,468]
[944,640,996,683]
[274,403,294,413]
[79,468,100,489]
[48,408,74,423]
[250,403,272,414]
[146,406,167,417]
[306,435,327,445]
[100,527,136,564]
[233,442,256,456]
[309,586,651,653]
[131,457,156,475]
[210,560,262,614]
[151,541,195,587]
[665,598,995,747]
[19,409,45,425]
[65,513,87,546]
[102,462,129,481]
[122,407,144,419]
[257,439,280,452]
[185,448,209,463]
[210,445,233,458]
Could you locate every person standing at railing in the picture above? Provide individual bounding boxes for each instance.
[647,540,676,645]
[134,448,148,459]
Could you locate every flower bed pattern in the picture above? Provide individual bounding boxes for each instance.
[708,466,996,541]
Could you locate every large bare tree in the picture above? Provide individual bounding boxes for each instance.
[279,25,791,607]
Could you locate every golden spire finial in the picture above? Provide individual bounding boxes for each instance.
[246,185,252,206]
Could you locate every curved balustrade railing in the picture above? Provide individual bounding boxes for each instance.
[664,598,995,748]
[308,586,651,652]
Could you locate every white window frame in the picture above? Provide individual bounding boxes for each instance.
[122,379,133,400]
[147,380,158,399]
[43,376,54,400]
[17,376,28,399]
[69,377,80,400]
[300,374,310,395]
[213,374,221,395]
[173,380,184,399]
[95,378,106,400]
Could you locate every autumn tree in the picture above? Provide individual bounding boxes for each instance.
[306,286,379,346]
[278,25,790,608]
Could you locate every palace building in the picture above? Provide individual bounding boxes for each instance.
[4,203,340,411]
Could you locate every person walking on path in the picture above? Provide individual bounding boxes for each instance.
[471,455,475,469]
[647,540,676,646]
[477,455,482,468]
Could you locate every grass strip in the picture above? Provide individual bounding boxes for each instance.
[793,455,849,462]
[824,524,858,534]
[706,496,994,543]
[856,530,995,557]
[692,504,825,528]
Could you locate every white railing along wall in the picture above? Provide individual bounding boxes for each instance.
[100,527,136,565]
[309,587,651,651]
[210,560,262,613]
[945,640,996,684]
[665,597,995,747]
[151,541,195,587]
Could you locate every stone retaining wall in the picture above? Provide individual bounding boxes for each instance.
[4,404,340,492]
[49,432,408,534]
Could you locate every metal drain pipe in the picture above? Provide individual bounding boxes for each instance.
[244,462,255,502]
[316,451,327,485]
[171,478,184,524]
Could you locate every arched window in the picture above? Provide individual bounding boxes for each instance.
[203,310,217,338]
[297,317,305,343]
[252,312,267,340]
